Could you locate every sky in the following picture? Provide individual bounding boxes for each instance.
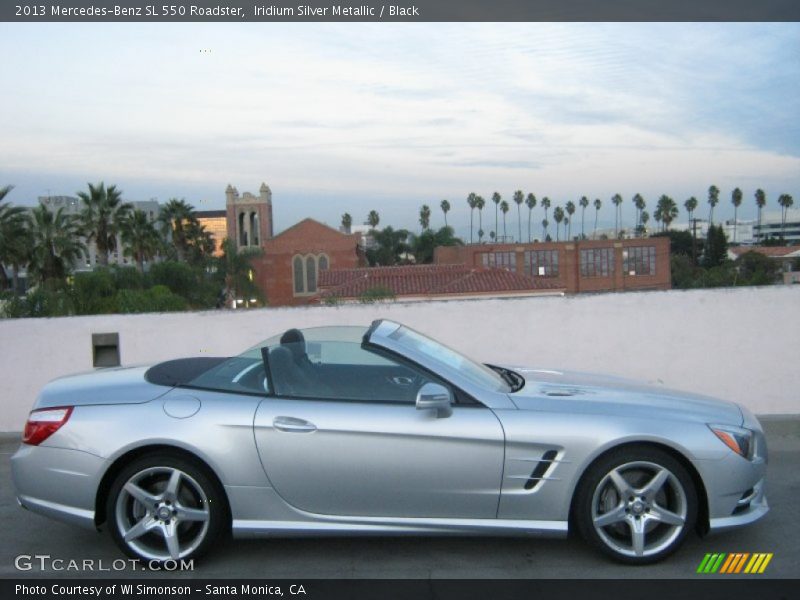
[0,22,798,239]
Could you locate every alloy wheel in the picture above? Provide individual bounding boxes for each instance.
[590,460,688,559]
[114,466,211,561]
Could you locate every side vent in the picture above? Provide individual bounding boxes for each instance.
[524,449,558,490]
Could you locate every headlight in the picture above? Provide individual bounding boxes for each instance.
[708,424,754,459]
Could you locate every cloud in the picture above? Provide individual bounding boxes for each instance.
[0,22,798,232]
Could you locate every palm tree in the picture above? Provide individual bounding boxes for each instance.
[419,204,431,231]
[120,210,162,274]
[217,238,264,308]
[183,219,215,265]
[525,193,537,242]
[565,201,576,240]
[754,189,766,241]
[541,218,549,240]
[731,187,743,242]
[640,210,650,234]
[778,193,794,239]
[26,205,86,284]
[491,192,501,242]
[579,196,589,239]
[632,193,645,236]
[513,190,524,242]
[541,197,551,237]
[553,206,565,241]
[475,195,486,242]
[341,212,353,234]
[0,186,31,292]
[77,182,132,267]
[593,198,602,239]
[466,193,477,244]
[653,207,662,231]
[611,193,623,236]
[708,185,720,223]
[656,195,679,231]
[440,199,451,228]
[500,200,510,241]
[159,198,197,262]
[367,210,380,228]
[684,196,698,223]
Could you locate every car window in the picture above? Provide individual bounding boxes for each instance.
[266,340,443,404]
[187,356,268,395]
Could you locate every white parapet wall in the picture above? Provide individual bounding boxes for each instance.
[0,286,798,431]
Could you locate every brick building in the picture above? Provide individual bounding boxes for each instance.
[250,218,364,307]
[435,237,671,294]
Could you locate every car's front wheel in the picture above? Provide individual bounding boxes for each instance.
[575,446,697,564]
[107,453,226,563]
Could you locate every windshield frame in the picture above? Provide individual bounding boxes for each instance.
[370,322,512,394]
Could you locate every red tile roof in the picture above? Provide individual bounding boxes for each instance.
[318,264,562,300]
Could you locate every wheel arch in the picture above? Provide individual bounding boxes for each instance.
[94,444,231,530]
[567,440,709,536]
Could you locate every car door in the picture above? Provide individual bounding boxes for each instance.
[253,339,505,519]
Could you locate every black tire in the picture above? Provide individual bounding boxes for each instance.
[106,452,226,563]
[574,445,698,564]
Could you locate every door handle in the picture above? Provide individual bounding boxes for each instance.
[273,416,317,433]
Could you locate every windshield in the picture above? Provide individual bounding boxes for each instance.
[386,325,511,393]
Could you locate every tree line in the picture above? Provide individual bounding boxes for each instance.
[0,183,262,317]
[353,186,795,245]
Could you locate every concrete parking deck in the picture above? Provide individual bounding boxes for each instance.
[1,417,797,579]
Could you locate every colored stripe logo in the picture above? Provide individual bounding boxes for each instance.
[697,553,773,574]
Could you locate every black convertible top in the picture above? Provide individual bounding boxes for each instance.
[145,357,229,387]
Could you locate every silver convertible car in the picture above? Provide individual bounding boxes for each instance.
[12,320,767,564]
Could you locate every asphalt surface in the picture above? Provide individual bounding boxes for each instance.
[1,417,797,579]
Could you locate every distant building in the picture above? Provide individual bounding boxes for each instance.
[435,237,671,294]
[195,210,227,257]
[37,195,160,269]
[753,209,800,244]
[727,246,800,285]
[346,224,376,250]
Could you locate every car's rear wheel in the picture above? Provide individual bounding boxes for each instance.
[107,453,225,563]
[575,446,697,564]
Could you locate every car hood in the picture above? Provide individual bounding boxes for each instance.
[33,365,172,410]
[507,366,743,426]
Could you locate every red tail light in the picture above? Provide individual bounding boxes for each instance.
[23,407,73,446]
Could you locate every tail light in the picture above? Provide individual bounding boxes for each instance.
[23,407,73,446]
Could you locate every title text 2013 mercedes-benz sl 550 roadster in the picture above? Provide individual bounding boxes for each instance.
[11,320,768,564]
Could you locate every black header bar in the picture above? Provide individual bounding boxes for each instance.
[3,0,800,22]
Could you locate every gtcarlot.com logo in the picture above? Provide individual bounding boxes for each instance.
[696,552,773,574]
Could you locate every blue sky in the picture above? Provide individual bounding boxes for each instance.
[0,22,798,238]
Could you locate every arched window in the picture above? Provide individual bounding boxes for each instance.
[238,212,247,247]
[293,256,304,294]
[318,255,329,271]
[306,256,317,293]
[250,212,259,246]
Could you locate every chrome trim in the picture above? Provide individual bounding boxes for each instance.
[232,516,569,538]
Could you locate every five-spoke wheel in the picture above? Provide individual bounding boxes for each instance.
[107,454,225,562]
[575,446,697,564]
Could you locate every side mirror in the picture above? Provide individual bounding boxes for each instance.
[416,382,453,418]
